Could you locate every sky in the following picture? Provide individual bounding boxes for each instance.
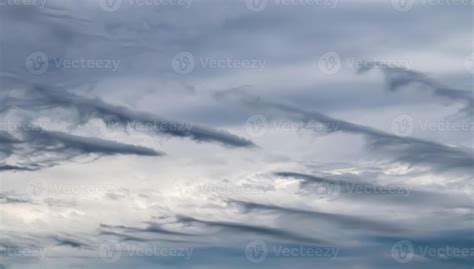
[0,0,473,268]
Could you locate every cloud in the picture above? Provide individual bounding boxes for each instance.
[0,164,34,172]
[0,127,164,171]
[229,200,405,234]
[217,90,474,174]
[0,192,32,204]
[274,171,471,208]
[50,235,92,249]
[100,223,194,237]
[176,215,329,245]
[25,128,163,157]
[1,78,256,148]
[358,62,474,117]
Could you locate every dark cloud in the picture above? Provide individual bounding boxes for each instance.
[25,128,163,157]
[0,164,34,172]
[358,62,474,117]
[217,90,474,174]
[229,200,405,234]
[0,78,256,148]
[274,171,472,208]
[4,127,164,170]
[100,223,194,237]
[50,235,91,249]
[176,215,329,245]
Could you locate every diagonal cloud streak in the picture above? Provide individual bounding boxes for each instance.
[176,215,329,245]
[358,62,474,117]
[217,91,474,174]
[0,78,256,148]
[1,127,164,170]
[229,200,405,234]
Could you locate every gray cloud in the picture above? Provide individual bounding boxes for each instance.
[5,127,164,170]
[0,78,256,148]
[358,62,474,117]
[229,200,405,234]
[50,235,91,249]
[0,192,32,204]
[217,90,474,174]
[274,171,472,209]
[176,215,329,245]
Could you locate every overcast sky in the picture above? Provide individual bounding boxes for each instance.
[0,0,473,268]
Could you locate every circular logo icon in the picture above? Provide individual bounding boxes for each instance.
[98,114,123,139]
[25,52,49,75]
[99,0,122,12]
[172,52,195,75]
[464,53,474,75]
[464,182,474,202]
[245,0,268,12]
[309,182,341,201]
[99,241,122,263]
[391,240,414,263]
[245,115,268,138]
[390,0,414,12]
[391,114,414,137]
[245,240,268,263]
[318,52,342,75]
[25,179,47,199]
[174,183,194,196]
